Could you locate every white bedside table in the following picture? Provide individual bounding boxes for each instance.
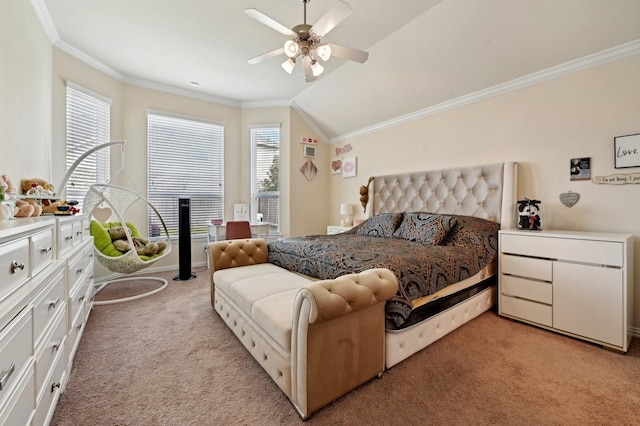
[327,225,353,235]
[498,229,633,352]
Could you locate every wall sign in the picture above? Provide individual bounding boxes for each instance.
[592,173,640,185]
[614,133,640,168]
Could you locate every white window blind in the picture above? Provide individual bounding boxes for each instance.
[251,125,280,233]
[147,113,224,238]
[65,85,111,210]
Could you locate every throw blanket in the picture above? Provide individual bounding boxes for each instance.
[268,216,498,328]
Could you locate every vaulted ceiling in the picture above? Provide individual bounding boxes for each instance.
[39,0,640,141]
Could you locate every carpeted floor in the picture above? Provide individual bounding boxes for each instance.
[51,267,640,425]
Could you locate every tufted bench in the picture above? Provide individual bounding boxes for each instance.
[209,238,398,419]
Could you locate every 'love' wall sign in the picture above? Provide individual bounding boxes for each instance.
[614,133,640,168]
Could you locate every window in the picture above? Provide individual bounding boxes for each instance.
[250,125,280,233]
[65,84,111,209]
[147,113,224,238]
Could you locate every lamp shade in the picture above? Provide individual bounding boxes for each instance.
[281,58,296,74]
[340,203,352,215]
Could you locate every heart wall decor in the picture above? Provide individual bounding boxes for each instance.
[559,192,579,207]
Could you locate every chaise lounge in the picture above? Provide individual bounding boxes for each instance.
[209,238,398,419]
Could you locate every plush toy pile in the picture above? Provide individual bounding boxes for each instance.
[90,220,167,259]
[107,226,167,256]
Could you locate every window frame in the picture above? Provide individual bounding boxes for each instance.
[250,124,281,234]
[147,111,224,239]
[64,82,111,209]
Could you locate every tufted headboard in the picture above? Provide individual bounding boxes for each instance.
[367,162,518,229]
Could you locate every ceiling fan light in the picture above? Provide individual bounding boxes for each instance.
[284,39,300,58]
[317,44,332,61]
[311,60,324,77]
[282,58,296,74]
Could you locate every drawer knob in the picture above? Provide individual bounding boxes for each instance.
[40,246,52,253]
[0,363,15,391]
[78,295,85,302]
[48,297,60,309]
[10,261,25,274]
[65,236,73,241]
[51,381,61,393]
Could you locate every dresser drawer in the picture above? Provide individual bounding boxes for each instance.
[68,280,87,327]
[500,295,552,327]
[58,222,75,256]
[67,248,90,293]
[0,238,30,303]
[35,309,66,400]
[67,307,85,363]
[501,275,552,304]
[0,364,35,426]
[73,219,84,244]
[501,233,623,267]
[0,307,33,410]
[33,344,65,426]
[33,270,65,344]
[500,254,552,281]
[31,228,54,277]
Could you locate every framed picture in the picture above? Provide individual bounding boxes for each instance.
[331,158,342,174]
[303,145,316,158]
[614,133,640,168]
[342,157,357,178]
[570,157,590,181]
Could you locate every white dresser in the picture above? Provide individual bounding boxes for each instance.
[0,215,94,425]
[498,229,634,352]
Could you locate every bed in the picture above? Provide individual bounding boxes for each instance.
[269,162,517,367]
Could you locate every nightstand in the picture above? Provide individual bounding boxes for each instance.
[327,225,353,235]
[498,229,633,352]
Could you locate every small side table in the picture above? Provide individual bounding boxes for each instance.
[327,225,353,235]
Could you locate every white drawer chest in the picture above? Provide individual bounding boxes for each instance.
[498,229,634,352]
[0,215,94,425]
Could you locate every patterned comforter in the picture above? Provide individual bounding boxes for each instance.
[267,215,499,328]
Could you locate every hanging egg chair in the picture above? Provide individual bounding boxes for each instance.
[61,141,172,304]
[83,182,172,274]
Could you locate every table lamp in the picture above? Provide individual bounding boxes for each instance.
[340,203,353,226]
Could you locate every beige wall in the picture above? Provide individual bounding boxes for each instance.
[329,54,640,328]
[1,0,52,180]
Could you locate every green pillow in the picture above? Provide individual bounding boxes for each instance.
[90,220,123,257]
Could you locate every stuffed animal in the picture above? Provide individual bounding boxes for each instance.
[1,174,16,195]
[21,178,55,198]
[517,199,542,230]
[108,226,167,256]
[0,203,11,221]
[0,174,42,217]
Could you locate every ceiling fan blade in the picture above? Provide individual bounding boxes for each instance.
[247,47,284,65]
[244,8,296,36]
[311,0,352,37]
[328,43,369,64]
[302,56,316,82]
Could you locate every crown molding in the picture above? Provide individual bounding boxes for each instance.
[329,39,640,144]
[30,0,59,43]
[241,99,292,109]
[290,101,329,143]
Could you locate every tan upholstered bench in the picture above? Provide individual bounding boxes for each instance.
[209,238,398,419]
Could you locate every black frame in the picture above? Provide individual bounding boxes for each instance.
[614,133,640,169]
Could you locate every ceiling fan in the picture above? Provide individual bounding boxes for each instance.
[245,0,369,82]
